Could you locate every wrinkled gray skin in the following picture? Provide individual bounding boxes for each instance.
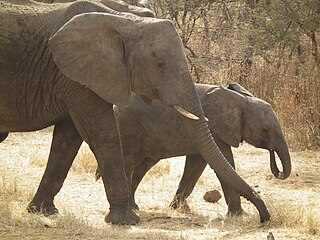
[108,83,291,216]
[0,0,270,224]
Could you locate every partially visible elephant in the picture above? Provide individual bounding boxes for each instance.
[105,83,291,216]
[52,0,154,17]
[0,0,271,224]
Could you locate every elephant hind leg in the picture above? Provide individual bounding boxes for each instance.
[169,155,207,211]
[27,119,82,216]
[131,158,161,210]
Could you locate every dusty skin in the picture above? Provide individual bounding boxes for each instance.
[0,130,319,239]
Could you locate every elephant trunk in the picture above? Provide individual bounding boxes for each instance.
[270,138,291,180]
[177,75,270,222]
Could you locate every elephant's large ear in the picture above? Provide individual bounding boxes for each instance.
[50,12,135,107]
[204,88,243,147]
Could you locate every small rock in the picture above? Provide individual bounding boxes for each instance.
[203,190,222,203]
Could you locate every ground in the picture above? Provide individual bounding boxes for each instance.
[0,129,319,239]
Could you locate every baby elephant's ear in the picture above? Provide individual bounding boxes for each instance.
[100,0,155,17]
[204,88,243,147]
[227,82,253,97]
[50,12,135,107]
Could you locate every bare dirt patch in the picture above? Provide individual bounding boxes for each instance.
[0,130,319,239]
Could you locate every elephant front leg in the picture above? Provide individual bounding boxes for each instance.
[66,91,139,225]
[169,154,207,211]
[214,138,244,216]
[97,144,139,225]
[27,119,82,216]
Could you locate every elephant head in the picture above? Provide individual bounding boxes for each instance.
[243,96,291,180]
[203,84,291,180]
[49,12,270,222]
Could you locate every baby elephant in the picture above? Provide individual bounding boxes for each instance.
[101,83,291,216]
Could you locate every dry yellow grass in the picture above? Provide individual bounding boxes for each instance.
[0,131,320,239]
[71,143,97,175]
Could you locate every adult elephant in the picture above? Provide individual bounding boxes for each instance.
[102,83,291,217]
[0,0,270,224]
[0,1,152,142]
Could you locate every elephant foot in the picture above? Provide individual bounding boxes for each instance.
[27,201,59,216]
[105,207,140,225]
[169,199,179,210]
[169,199,190,213]
[226,207,245,217]
[177,202,191,213]
[259,209,271,223]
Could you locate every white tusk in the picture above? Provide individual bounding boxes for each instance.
[173,105,200,121]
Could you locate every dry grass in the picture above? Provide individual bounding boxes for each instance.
[0,198,175,240]
[267,201,320,236]
[25,133,98,176]
[142,161,171,182]
[1,131,320,239]
[0,169,176,240]
[71,143,97,175]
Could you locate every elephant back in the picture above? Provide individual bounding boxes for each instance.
[194,84,218,104]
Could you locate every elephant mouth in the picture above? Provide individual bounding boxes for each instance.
[257,139,269,150]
